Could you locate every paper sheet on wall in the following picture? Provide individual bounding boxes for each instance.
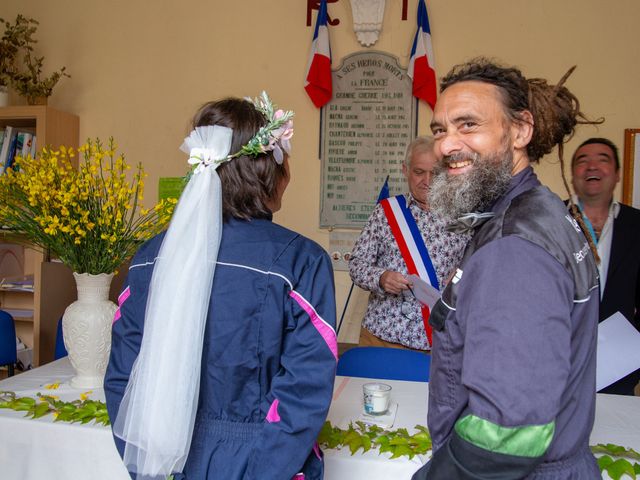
[596,311,640,391]
[407,275,441,309]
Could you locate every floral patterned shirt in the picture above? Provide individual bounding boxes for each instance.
[348,194,471,350]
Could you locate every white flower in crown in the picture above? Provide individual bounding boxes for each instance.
[181,93,294,175]
[180,126,233,174]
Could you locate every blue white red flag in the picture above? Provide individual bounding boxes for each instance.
[376,175,390,203]
[305,0,332,108]
[408,0,437,109]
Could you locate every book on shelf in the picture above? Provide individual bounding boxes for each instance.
[30,135,37,158]
[0,274,34,292]
[0,125,15,173]
[9,132,27,169]
[0,127,37,173]
[19,132,33,158]
[5,133,18,171]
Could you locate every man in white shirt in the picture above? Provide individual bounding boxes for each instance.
[572,137,640,395]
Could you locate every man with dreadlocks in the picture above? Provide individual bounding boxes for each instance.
[412,58,601,479]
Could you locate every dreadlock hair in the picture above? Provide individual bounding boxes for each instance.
[440,57,604,262]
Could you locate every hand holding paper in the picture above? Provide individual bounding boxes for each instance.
[407,274,440,309]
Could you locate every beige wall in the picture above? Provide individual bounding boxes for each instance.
[3,0,639,339]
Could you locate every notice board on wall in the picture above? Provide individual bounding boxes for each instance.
[319,51,417,229]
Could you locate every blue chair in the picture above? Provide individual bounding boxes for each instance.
[337,346,431,382]
[0,310,17,376]
[55,317,68,360]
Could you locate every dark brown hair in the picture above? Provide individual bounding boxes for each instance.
[191,98,289,221]
[440,57,603,262]
[440,57,601,163]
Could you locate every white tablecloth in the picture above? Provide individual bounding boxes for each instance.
[0,358,129,480]
[1,358,639,480]
[324,376,429,479]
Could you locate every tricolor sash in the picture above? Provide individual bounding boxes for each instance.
[380,195,438,346]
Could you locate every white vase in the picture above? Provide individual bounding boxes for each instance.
[0,86,8,107]
[62,272,117,388]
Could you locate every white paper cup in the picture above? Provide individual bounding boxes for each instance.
[363,382,391,415]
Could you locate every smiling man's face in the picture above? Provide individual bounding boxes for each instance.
[571,143,619,203]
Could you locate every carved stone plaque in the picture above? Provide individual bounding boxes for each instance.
[320,51,416,229]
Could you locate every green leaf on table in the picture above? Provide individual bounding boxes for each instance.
[378,442,394,455]
[318,421,332,443]
[32,401,51,419]
[0,391,111,426]
[389,436,410,446]
[593,443,640,461]
[603,458,636,480]
[361,435,372,453]
[390,445,413,459]
[345,430,363,455]
[598,455,614,469]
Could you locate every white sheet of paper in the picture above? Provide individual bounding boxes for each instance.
[407,274,441,309]
[596,311,640,391]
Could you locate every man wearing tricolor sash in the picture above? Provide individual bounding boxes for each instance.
[349,136,470,350]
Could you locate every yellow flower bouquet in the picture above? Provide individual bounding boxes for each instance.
[0,138,176,274]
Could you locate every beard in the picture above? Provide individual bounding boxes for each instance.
[429,141,514,221]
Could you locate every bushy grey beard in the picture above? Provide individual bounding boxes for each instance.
[429,147,514,221]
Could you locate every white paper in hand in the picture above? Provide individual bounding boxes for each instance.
[596,312,640,391]
[407,274,441,309]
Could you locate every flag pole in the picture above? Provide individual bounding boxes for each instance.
[336,281,355,336]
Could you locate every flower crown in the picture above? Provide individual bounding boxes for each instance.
[181,92,294,174]
[232,91,294,164]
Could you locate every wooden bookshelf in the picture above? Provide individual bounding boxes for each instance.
[0,106,80,366]
[0,106,80,162]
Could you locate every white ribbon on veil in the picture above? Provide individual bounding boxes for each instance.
[113,126,233,479]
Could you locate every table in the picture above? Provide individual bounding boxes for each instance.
[1,359,639,480]
[0,358,129,480]
[324,376,429,478]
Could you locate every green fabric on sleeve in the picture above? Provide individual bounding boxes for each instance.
[454,414,555,458]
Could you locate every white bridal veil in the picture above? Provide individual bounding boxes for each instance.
[113,126,233,478]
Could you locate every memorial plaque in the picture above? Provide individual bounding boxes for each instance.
[320,51,417,229]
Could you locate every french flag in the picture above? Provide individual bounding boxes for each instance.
[305,0,332,108]
[408,0,437,110]
[377,175,390,203]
